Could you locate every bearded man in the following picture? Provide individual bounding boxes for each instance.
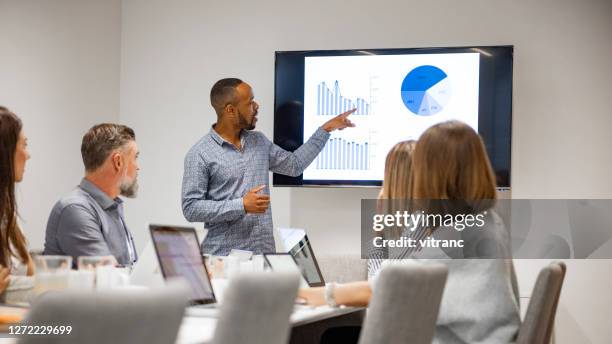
[182,78,355,255]
[44,123,140,266]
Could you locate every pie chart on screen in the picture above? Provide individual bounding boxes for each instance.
[401,65,451,116]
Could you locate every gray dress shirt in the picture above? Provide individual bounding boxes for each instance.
[182,126,330,255]
[44,179,138,266]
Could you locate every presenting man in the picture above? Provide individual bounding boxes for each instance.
[44,124,140,266]
[182,78,354,255]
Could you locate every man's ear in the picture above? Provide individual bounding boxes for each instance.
[225,103,236,117]
[111,151,123,172]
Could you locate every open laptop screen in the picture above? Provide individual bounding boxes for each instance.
[263,253,310,288]
[288,235,325,287]
[150,225,215,305]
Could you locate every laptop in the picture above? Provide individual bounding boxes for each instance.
[263,253,310,288]
[284,233,325,287]
[130,240,164,288]
[149,224,217,315]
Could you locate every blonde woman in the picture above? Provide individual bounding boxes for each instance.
[369,140,415,278]
[378,140,415,200]
[299,121,520,344]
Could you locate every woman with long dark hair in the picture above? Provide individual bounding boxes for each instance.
[0,106,34,297]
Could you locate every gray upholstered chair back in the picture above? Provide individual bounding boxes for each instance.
[516,261,567,344]
[317,255,367,283]
[357,263,448,344]
[212,272,300,344]
[19,281,191,344]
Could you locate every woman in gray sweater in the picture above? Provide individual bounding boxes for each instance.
[298,120,520,344]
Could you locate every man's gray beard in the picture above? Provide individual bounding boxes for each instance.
[120,178,139,198]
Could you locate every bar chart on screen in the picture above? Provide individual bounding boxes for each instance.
[315,137,370,170]
[305,71,380,180]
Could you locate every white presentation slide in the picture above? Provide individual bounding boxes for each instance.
[302,53,480,181]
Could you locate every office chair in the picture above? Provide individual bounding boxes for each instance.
[19,280,190,344]
[212,272,300,344]
[357,263,448,344]
[515,261,567,344]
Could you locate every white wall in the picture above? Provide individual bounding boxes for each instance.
[120,1,612,342]
[0,0,122,250]
[119,0,612,243]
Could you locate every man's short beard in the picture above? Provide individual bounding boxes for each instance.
[119,178,139,198]
[238,110,255,130]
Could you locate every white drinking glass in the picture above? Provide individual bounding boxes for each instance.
[223,256,240,278]
[68,270,95,290]
[33,255,72,295]
[77,255,117,290]
[77,255,117,270]
[251,255,265,272]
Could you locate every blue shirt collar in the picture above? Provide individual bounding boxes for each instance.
[209,125,248,149]
[209,125,225,146]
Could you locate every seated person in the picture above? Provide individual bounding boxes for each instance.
[369,139,415,278]
[0,106,34,301]
[299,121,520,344]
[43,124,140,266]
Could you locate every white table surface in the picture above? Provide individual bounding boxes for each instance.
[0,278,363,344]
[0,302,361,344]
[176,305,362,344]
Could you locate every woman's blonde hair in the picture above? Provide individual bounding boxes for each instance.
[380,140,416,200]
[408,120,497,213]
[377,140,416,239]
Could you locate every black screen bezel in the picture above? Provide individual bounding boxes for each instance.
[287,235,325,287]
[273,45,513,188]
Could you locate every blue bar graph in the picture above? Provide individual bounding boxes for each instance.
[316,138,369,170]
[317,81,370,116]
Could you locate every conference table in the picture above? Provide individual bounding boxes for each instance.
[177,304,364,344]
[0,303,364,344]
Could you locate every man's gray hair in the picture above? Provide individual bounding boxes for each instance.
[81,123,136,172]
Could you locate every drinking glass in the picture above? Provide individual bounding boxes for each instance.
[33,255,72,295]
